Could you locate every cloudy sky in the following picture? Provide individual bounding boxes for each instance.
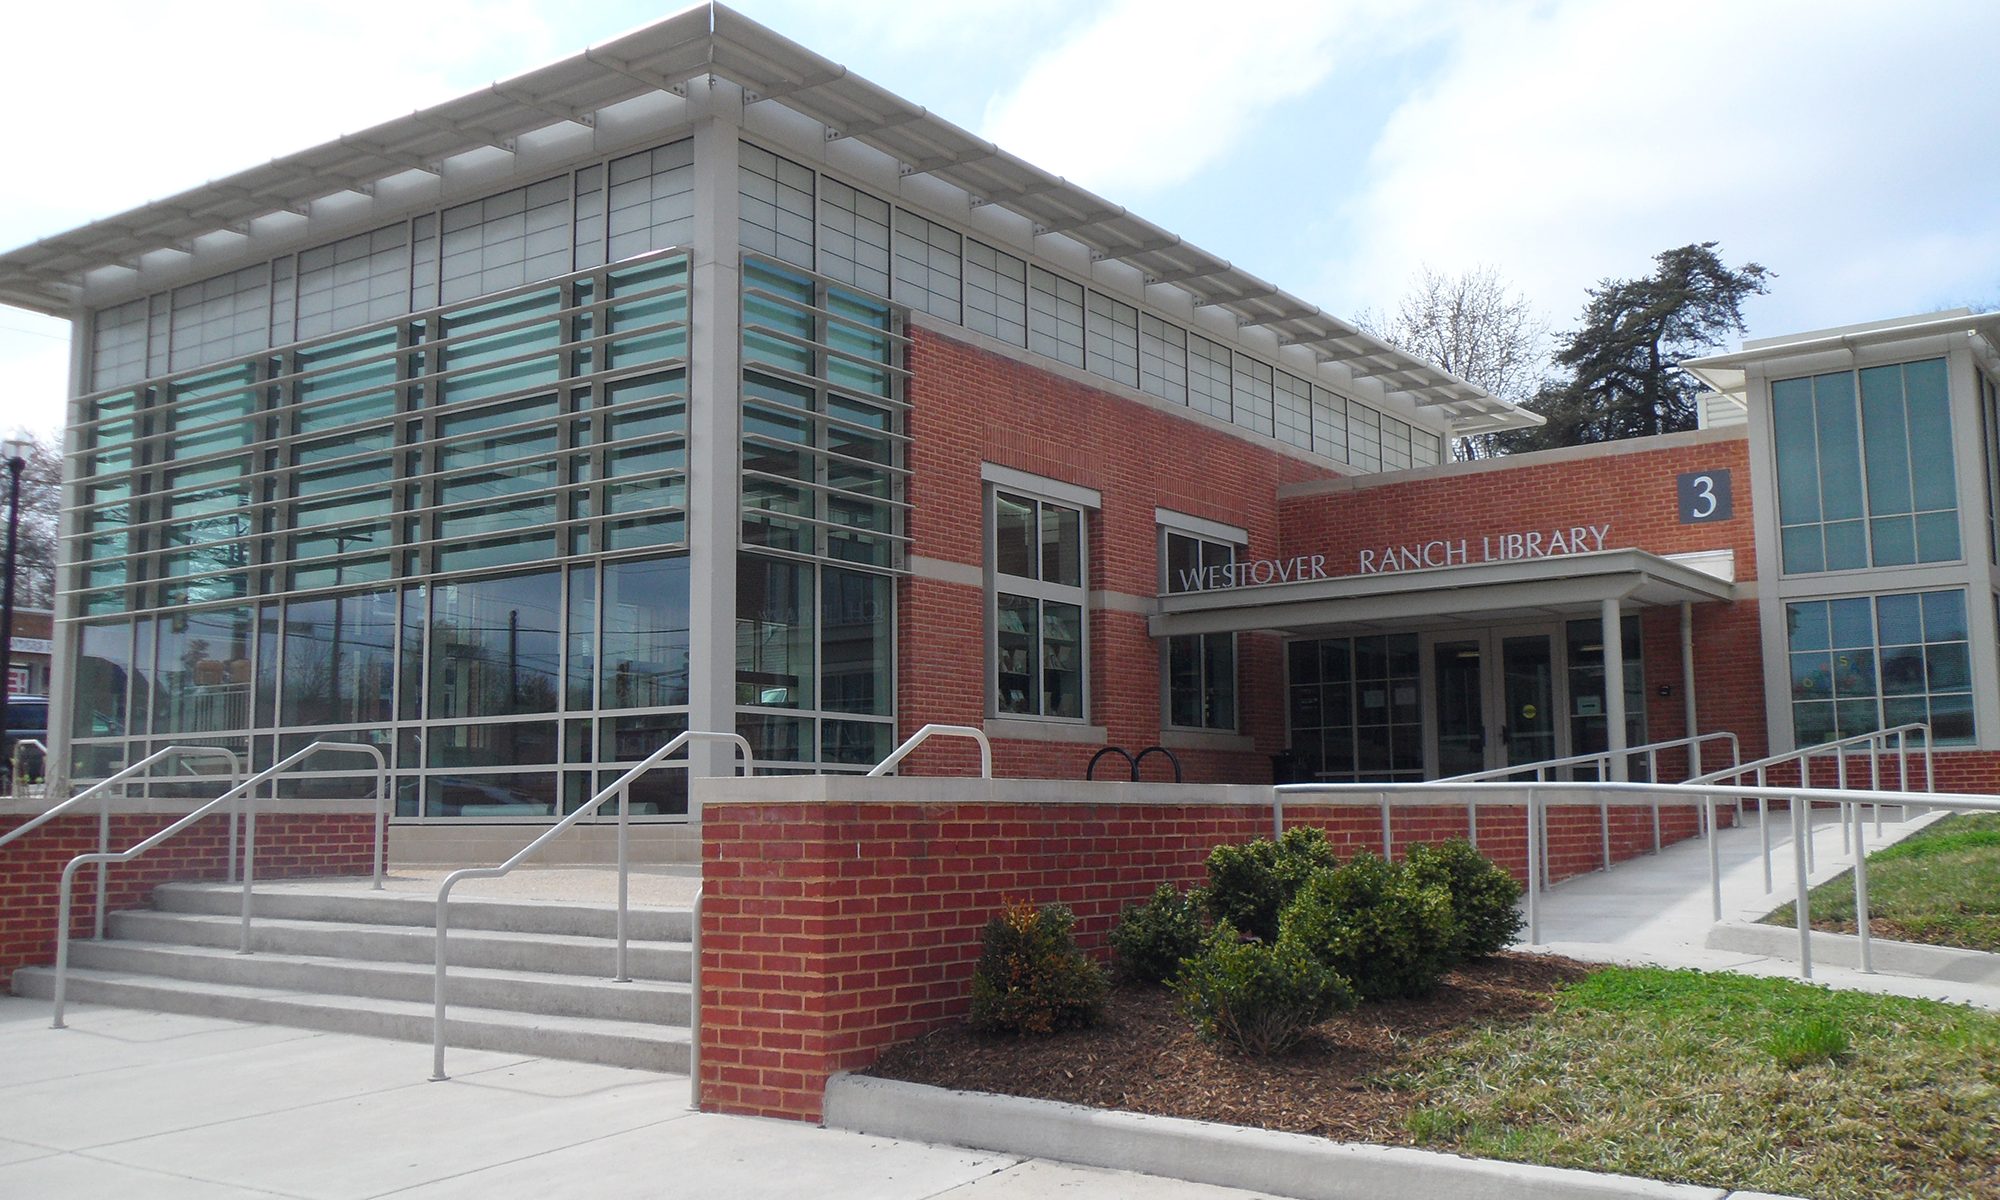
[3,0,1996,437]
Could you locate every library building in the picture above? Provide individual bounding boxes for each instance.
[5,1,2000,835]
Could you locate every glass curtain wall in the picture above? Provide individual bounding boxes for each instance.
[736,253,906,772]
[65,250,696,816]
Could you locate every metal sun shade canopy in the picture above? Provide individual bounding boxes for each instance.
[0,2,1535,433]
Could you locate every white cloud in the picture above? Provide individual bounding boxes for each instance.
[980,0,1463,196]
[1332,0,2000,337]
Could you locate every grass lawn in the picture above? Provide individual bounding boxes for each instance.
[1764,812,2000,952]
[1388,968,2000,1200]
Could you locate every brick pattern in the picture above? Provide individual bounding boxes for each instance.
[697,793,1718,1122]
[0,813,377,987]
[897,328,1335,783]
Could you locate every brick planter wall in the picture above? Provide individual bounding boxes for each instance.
[0,811,378,987]
[696,776,1719,1122]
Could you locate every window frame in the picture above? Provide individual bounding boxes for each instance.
[985,471,1096,723]
[1158,520,1244,733]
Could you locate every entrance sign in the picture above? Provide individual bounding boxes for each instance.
[1175,554,1329,591]
[1677,469,1733,523]
[1358,524,1612,574]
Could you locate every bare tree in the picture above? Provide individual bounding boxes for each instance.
[1360,266,1548,459]
[6,429,60,610]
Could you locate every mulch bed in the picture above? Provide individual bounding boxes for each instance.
[866,952,1592,1144]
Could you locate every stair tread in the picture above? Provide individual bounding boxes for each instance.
[115,909,691,952]
[16,966,692,1043]
[68,940,690,994]
[158,880,693,915]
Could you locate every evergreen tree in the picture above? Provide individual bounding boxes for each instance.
[1499,243,1769,452]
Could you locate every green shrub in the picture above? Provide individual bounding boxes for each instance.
[1403,839,1523,961]
[1281,852,1458,1001]
[968,901,1108,1034]
[1204,826,1339,942]
[1175,924,1356,1055]
[1110,884,1208,984]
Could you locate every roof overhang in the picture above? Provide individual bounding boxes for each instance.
[1149,549,1735,638]
[1683,309,2000,404]
[0,3,1538,433]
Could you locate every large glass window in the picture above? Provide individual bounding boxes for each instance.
[600,555,691,709]
[282,590,398,727]
[428,570,562,720]
[1288,636,1423,782]
[1564,616,1644,772]
[1787,589,1973,746]
[153,606,254,735]
[1162,531,1238,731]
[992,490,1087,720]
[1773,358,1957,574]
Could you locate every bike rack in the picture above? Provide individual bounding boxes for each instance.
[1085,745,1183,782]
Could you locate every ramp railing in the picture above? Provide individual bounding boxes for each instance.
[867,724,992,778]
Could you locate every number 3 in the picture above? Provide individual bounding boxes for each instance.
[1691,474,1716,519]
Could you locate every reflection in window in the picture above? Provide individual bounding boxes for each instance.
[282,591,399,726]
[1288,635,1423,782]
[428,571,562,719]
[1787,589,1973,746]
[1163,531,1238,731]
[992,489,1088,720]
[601,555,690,709]
[153,606,254,734]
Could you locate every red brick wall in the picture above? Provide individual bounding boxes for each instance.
[697,785,1716,1122]
[0,812,377,987]
[897,327,1337,783]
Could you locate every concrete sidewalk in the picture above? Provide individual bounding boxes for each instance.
[0,997,1279,1200]
[1528,802,2000,1009]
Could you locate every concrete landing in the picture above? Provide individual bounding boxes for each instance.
[0,997,1278,1200]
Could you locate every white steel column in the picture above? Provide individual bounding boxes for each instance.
[684,84,746,811]
[47,302,93,798]
[1681,601,1700,777]
[1602,597,1627,782]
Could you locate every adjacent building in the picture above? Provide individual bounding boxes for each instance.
[1,4,1996,832]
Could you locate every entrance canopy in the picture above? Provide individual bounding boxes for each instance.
[1149,548,1734,638]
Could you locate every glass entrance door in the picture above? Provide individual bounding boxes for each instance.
[1500,633,1557,768]
[1432,639,1486,777]
[1426,625,1563,777]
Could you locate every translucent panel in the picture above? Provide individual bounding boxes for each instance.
[1138,314,1187,404]
[91,298,150,390]
[739,143,815,268]
[818,178,891,296]
[1275,372,1313,451]
[1231,355,1274,437]
[1187,334,1231,421]
[1084,292,1139,388]
[892,210,961,323]
[170,265,269,371]
[964,240,1027,346]
[439,176,572,304]
[737,555,813,709]
[606,140,694,262]
[1381,418,1413,470]
[427,570,562,718]
[1312,388,1348,461]
[296,224,410,339]
[1348,405,1382,471]
[601,555,690,709]
[1026,267,1083,367]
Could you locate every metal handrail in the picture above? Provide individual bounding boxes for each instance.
[50,740,388,1028]
[2,744,243,940]
[1691,724,1929,895]
[866,724,993,778]
[430,729,754,1082]
[1275,777,1994,980]
[1433,731,1742,876]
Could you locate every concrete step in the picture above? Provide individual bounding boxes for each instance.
[152,880,694,942]
[63,940,690,1024]
[107,909,691,981]
[11,967,690,1073]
